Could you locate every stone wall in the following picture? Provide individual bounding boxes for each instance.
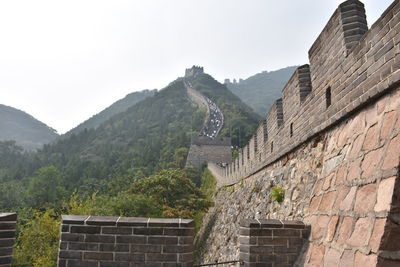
[198,1,400,265]
[58,215,194,267]
[0,213,16,267]
[197,87,400,265]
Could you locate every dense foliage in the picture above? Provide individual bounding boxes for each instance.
[65,89,156,137]
[227,66,297,116]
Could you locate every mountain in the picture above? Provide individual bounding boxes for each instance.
[0,104,58,150]
[226,66,298,116]
[65,89,156,137]
[0,70,260,209]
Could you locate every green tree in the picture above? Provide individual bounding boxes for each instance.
[27,166,66,208]
[130,169,211,218]
[14,210,60,267]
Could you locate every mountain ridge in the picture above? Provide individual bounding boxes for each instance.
[226,66,298,116]
[0,104,58,150]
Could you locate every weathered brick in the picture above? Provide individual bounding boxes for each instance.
[382,134,400,170]
[0,231,15,239]
[99,262,130,267]
[272,229,301,237]
[326,216,339,242]
[354,251,377,266]
[0,223,16,231]
[361,148,383,178]
[162,245,193,253]
[148,236,178,245]
[354,183,377,213]
[146,253,177,262]
[257,237,288,246]
[178,252,194,263]
[380,111,397,140]
[70,225,101,234]
[375,176,396,212]
[85,234,115,243]
[114,253,145,262]
[59,250,82,259]
[0,238,15,248]
[337,217,354,245]
[323,247,341,266]
[101,226,132,235]
[348,217,373,247]
[99,243,129,252]
[163,228,194,236]
[133,228,164,236]
[61,215,88,225]
[69,242,99,251]
[83,252,113,261]
[66,260,98,267]
[131,245,162,253]
[339,186,357,211]
[86,216,118,226]
[369,218,387,252]
[340,250,355,267]
[116,235,146,244]
[308,244,325,266]
[0,247,13,257]
[363,124,379,150]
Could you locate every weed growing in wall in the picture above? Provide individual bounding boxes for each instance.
[270,186,285,203]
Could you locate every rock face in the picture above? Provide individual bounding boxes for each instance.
[197,0,400,266]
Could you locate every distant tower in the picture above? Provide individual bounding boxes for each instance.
[224,79,231,84]
[185,65,204,78]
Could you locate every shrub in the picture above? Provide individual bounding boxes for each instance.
[270,186,285,203]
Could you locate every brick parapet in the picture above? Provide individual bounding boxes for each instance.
[221,0,400,186]
[0,213,17,267]
[58,215,194,267]
[239,219,310,266]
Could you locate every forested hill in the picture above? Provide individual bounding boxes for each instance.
[65,89,156,137]
[191,73,261,147]
[0,72,259,210]
[226,66,297,116]
[0,104,58,150]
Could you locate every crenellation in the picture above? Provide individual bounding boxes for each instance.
[217,0,400,188]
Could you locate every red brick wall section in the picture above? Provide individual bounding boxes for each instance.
[58,215,194,267]
[0,213,17,267]
[239,219,310,267]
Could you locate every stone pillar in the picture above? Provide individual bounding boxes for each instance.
[58,215,194,267]
[0,213,17,267]
[239,219,309,267]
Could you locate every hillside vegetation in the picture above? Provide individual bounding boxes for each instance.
[227,66,297,116]
[65,89,156,137]
[0,72,260,266]
[0,104,58,150]
[191,73,261,147]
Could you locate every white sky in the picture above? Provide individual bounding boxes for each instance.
[0,0,394,134]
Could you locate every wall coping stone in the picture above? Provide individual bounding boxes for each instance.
[240,219,306,229]
[61,215,195,227]
[0,214,17,222]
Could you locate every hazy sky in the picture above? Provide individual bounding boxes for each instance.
[0,0,394,134]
